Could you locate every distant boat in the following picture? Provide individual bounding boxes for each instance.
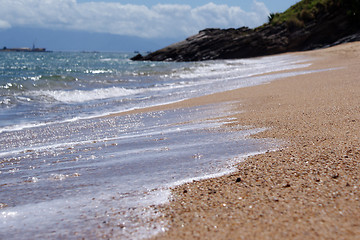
[0,44,50,52]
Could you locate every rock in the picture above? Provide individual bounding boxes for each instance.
[132,3,360,62]
[332,173,340,179]
[283,183,291,188]
[130,53,143,61]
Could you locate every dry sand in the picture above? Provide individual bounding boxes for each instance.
[147,42,360,240]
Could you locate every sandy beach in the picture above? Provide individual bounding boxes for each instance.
[147,42,360,239]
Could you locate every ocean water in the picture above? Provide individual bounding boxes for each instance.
[0,51,315,239]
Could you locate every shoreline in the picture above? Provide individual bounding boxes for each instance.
[107,54,318,119]
[148,42,360,239]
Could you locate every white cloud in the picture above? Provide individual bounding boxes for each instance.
[0,20,11,29]
[0,0,269,38]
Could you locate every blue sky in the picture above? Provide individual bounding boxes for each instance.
[0,0,300,51]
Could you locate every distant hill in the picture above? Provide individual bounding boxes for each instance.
[132,0,360,61]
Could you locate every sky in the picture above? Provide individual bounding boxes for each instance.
[0,0,300,51]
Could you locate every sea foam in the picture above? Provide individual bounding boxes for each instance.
[36,86,141,103]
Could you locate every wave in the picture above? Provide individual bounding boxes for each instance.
[34,86,142,103]
[84,69,113,74]
[173,55,310,80]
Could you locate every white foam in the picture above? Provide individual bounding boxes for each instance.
[0,99,188,134]
[0,187,170,240]
[36,86,142,103]
[85,69,113,74]
[173,55,311,80]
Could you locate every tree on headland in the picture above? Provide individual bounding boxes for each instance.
[268,0,360,29]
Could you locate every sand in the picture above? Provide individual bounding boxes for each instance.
[146,42,360,240]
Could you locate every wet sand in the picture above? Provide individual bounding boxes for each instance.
[149,42,360,239]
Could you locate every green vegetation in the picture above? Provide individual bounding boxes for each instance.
[269,0,328,25]
[268,0,360,29]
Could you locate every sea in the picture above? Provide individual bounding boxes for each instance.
[0,51,315,239]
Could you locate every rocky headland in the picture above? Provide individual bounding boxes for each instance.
[132,0,360,62]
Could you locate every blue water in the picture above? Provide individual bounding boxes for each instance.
[0,51,314,132]
[0,52,190,131]
[0,51,315,239]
